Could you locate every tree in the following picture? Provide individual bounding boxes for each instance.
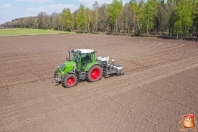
[72,9,79,30]
[26,17,34,28]
[36,12,52,29]
[119,3,133,34]
[76,4,86,30]
[108,0,123,34]
[34,19,39,29]
[61,8,73,31]
[156,1,169,33]
[139,0,158,36]
[129,0,144,35]
[98,3,109,32]
[84,7,91,32]
[174,0,194,39]
[43,15,51,29]
[93,1,99,32]
[166,0,177,37]
[192,0,198,37]
[51,13,63,30]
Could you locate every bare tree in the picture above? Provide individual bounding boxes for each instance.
[98,4,109,32]
[119,3,133,34]
[51,13,63,30]
[93,1,99,32]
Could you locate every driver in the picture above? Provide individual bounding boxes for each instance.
[82,54,90,65]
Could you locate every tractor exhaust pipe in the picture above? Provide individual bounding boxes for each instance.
[68,50,71,60]
[67,50,71,61]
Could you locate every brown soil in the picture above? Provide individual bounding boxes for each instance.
[0,34,198,132]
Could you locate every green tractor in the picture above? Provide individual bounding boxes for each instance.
[53,49,124,88]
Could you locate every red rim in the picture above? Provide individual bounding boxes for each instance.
[66,77,75,86]
[91,68,101,80]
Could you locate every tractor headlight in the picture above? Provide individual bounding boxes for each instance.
[58,63,65,70]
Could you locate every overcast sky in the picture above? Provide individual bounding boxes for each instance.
[0,0,130,24]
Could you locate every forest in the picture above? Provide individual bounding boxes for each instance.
[1,0,198,39]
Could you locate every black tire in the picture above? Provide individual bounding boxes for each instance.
[54,70,58,78]
[87,65,103,82]
[62,74,78,88]
[54,70,61,84]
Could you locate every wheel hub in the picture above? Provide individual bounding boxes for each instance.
[91,68,100,80]
[67,77,75,86]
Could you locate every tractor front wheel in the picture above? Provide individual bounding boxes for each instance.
[87,65,103,82]
[62,74,78,88]
[54,70,61,84]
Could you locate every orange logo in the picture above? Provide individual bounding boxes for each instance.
[180,114,197,131]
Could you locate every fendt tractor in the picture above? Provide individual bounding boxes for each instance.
[53,49,124,88]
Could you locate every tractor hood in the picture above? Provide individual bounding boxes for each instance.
[57,61,76,74]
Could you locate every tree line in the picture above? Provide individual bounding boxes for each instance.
[1,0,198,39]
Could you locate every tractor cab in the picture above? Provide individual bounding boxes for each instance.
[71,49,96,70]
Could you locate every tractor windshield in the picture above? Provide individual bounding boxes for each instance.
[72,52,80,62]
[81,54,91,62]
[72,51,92,65]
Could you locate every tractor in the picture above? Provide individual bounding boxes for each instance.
[53,49,124,88]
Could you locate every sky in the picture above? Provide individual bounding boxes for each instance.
[0,0,130,24]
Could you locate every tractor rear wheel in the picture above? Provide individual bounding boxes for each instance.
[87,65,103,82]
[62,74,78,88]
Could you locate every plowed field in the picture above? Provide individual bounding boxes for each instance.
[0,34,198,132]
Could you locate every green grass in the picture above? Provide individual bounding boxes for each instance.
[0,28,74,37]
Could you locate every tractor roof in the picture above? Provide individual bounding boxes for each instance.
[74,49,95,54]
